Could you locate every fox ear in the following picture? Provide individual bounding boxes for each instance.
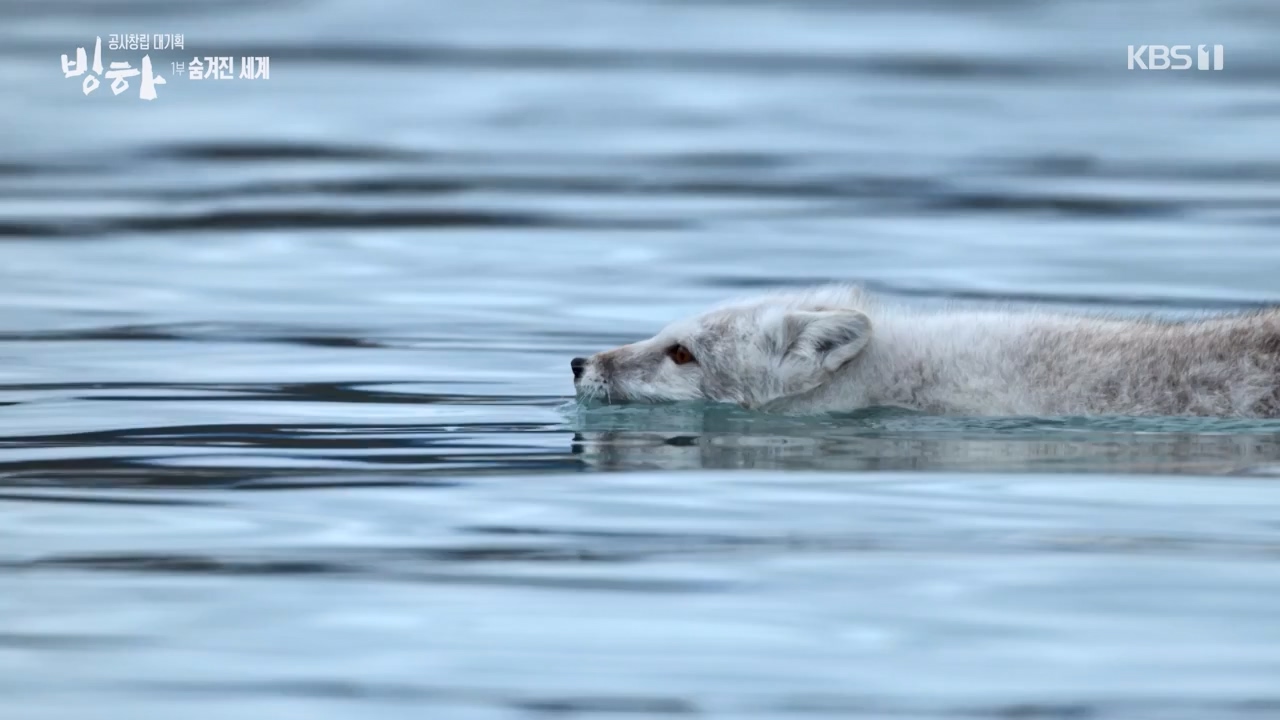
[773,310,872,372]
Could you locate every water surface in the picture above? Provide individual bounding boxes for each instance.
[4,0,1280,717]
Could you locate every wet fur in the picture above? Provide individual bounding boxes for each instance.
[575,285,1280,418]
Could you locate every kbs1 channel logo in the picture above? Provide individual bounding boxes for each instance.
[1127,44,1224,71]
[60,34,271,101]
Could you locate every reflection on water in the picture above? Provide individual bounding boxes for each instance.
[571,405,1280,475]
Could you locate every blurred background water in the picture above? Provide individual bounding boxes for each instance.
[4,0,1280,718]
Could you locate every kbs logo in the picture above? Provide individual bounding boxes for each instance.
[1127,44,1224,70]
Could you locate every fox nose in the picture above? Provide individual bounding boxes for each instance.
[571,357,587,380]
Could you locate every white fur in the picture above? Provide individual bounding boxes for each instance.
[574,285,1280,418]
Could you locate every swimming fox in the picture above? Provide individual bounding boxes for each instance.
[571,285,1280,417]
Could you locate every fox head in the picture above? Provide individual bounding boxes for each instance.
[571,287,873,409]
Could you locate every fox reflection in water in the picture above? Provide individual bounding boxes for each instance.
[566,404,1280,475]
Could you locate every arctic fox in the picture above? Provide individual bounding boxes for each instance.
[570,285,1280,418]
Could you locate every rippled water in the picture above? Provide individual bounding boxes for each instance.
[4,0,1280,717]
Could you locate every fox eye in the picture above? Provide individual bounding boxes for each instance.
[666,344,697,366]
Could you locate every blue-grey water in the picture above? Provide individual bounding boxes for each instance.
[4,0,1280,718]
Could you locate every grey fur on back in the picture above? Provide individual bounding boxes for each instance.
[785,297,1280,417]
